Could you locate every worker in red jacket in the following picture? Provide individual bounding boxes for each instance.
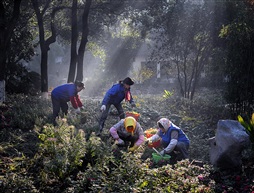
[51,81,85,124]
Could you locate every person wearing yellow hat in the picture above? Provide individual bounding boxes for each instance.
[109,116,144,152]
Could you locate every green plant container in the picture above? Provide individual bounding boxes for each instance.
[152,153,171,163]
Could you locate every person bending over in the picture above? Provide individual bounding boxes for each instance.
[98,77,136,135]
[147,118,190,160]
[51,81,85,124]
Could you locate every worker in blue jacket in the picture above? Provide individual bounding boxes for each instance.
[51,81,85,124]
[98,77,136,135]
[147,118,190,160]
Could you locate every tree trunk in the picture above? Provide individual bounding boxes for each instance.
[0,81,5,104]
[40,47,49,92]
[68,0,78,83]
[0,0,22,103]
[76,0,92,82]
[32,0,57,94]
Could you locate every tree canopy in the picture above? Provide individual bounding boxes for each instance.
[0,0,253,116]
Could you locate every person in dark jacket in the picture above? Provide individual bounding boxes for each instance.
[51,81,85,123]
[147,118,190,160]
[98,77,136,135]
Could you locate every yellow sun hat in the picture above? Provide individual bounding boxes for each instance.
[124,116,137,134]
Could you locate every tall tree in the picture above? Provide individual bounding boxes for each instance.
[0,0,22,103]
[31,0,57,94]
[67,0,141,83]
[67,0,78,83]
[170,5,213,99]
[131,1,214,99]
[76,0,92,82]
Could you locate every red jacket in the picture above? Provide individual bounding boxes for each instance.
[70,95,82,109]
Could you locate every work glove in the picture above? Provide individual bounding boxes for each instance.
[111,138,124,149]
[131,102,136,108]
[128,144,138,152]
[117,138,124,145]
[160,149,165,156]
[146,137,153,145]
[74,108,81,114]
[100,105,106,112]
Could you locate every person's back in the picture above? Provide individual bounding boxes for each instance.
[52,83,76,102]
[102,83,126,105]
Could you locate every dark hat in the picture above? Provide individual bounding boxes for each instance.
[123,77,134,86]
[75,81,85,88]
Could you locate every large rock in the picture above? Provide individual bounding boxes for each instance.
[209,120,250,169]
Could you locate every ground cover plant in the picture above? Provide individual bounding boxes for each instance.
[0,89,254,192]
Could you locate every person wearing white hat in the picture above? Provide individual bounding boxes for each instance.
[147,118,190,160]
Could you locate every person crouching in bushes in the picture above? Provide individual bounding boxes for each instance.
[110,116,144,152]
[147,118,190,160]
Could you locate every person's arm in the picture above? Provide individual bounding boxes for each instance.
[164,130,179,153]
[70,96,79,109]
[110,126,119,140]
[149,129,161,142]
[109,120,123,140]
[135,135,144,146]
[150,134,160,142]
[69,84,81,109]
[128,134,144,152]
[75,95,83,107]
[110,121,125,145]
[127,89,135,106]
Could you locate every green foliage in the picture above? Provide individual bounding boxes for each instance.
[4,94,51,130]
[37,120,86,180]
[1,92,254,192]
[6,64,41,95]
[87,42,106,62]
[136,1,214,100]
[81,157,214,192]
[238,113,254,144]
[162,89,174,99]
[219,2,254,116]
[83,152,143,192]
[132,66,154,84]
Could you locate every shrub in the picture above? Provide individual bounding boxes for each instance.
[4,94,51,130]
[37,119,86,180]
[238,113,254,146]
